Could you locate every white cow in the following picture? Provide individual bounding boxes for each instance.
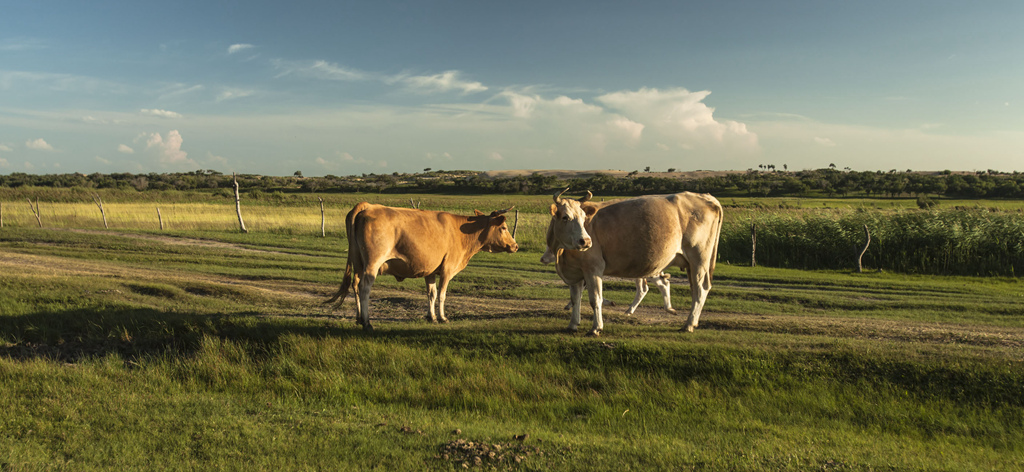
[545,189,723,335]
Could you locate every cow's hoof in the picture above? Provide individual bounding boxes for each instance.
[679,325,695,333]
[564,327,579,334]
[665,308,678,315]
[426,316,438,323]
[362,324,375,332]
[440,318,450,324]
[623,310,635,316]
[585,330,601,337]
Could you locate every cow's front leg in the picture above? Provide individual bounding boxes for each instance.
[424,275,439,322]
[567,281,584,332]
[436,276,452,323]
[585,275,604,336]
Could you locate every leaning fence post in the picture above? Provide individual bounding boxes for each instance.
[233,173,248,233]
[751,222,757,267]
[157,207,164,230]
[92,194,108,229]
[318,197,326,237]
[512,209,519,239]
[27,198,42,227]
[857,224,871,273]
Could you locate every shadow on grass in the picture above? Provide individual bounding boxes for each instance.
[4,306,1022,409]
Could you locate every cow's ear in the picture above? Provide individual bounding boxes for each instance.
[550,203,558,216]
[491,215,507,225]
[473,209,485,216]
[583,205,598,217]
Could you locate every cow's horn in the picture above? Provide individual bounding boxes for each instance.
[553,187,570,203]
[512,209,519,239]
[578,190,593,203]
[493,205,515,216]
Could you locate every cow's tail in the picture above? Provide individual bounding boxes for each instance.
[325,202,371,306]
[707,197,724,283]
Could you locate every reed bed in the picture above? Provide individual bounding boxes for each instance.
[721,208,1024,276]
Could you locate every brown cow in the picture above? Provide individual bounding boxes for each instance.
[545,189,722,335]
[327,202,518,330]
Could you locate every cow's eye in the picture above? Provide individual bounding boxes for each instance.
[561,215,569,221]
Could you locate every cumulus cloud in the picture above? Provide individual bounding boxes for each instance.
[0,144,12,152]
[395,71,487,94]
[26,138,53,150]
[489,152,505,161]
[118,144,134,154]
[95,156,112,165]
[141,108,183,119]
[597,87,758,149]
[141,130,195,166]
[814,137,837,147]
[228,43,254,54]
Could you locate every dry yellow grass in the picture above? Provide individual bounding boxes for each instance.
[1,201,348,233]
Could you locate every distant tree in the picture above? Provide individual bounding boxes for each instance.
[829,163,836,170]
[644,166,651,172]
[424,168,432,172]
[294,171,303,178]
[667,168,676,173]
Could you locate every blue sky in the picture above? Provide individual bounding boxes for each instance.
[2,1,1022,176]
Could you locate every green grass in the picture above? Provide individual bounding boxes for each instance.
[1,225,1023,471]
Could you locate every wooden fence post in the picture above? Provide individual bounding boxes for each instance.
[512,209,519,239]
[751,222,757,267]
[27,198,42,227]
[233,173,248,233]
[857,224,871,273]
[318,197,326,238]
[1,202,4,228]
[92,194,108,229]
[157,207,164,230]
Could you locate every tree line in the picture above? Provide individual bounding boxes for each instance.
[3,168,1024,199]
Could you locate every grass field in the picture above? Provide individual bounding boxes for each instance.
[1,195,1023,470]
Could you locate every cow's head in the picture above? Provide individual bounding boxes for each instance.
[547,188,594,253]
[472,207,519,253]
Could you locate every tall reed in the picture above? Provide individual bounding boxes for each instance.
[721,208,1024,276]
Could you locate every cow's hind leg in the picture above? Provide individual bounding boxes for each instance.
[424,274,439,322]
[567,281,584,333]
[624,279,649,315]
[357,272,376,331]
[682,260,712,333]
[654,273,676,314]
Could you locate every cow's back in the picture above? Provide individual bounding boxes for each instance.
[587,192,721,277]
[353,205,457,279]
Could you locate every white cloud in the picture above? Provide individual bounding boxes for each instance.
[0,157,8,167]
[597,87,758,149]
[608,117,645,142]
[95,156,112,165]
[814,137,837,147]
[274,59,369,81]
[205,152,229,169]
[156,84,204,101]
[489,152,504,161]
[216,88,255,102]
[26,138,53,150]
[0,144,12,152]
[24,161,34,170]
[118,144,135,154]
[141,108,183,119]
[395,71,487,94]
[315,151,387,171]
[142,130,195,166]
[228,43,254,54]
